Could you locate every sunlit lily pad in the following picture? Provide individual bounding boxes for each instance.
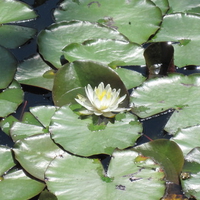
[151,0,169,15]
[13,133,64,180]
[181,148,200,199]
[0,169,45,200]
[0,80,23,117]
[0,46,17,89]
[50,105,142,156]
[168,0,200,14]
[171,125,200,156]
[0,146,15,176]
[54,0,162,44]
[10,106,56,142]
[15,54,54,91]
[0,0,37,24]
[45,150,165,200]
[37,20,127,68]
[0,0,37,49]
[131,73,200,134]
[52,61,129,107]
[114,67,146,90]
[63,39,145,66]
[151,13,200,67]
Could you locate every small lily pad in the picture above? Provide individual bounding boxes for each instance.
[0,169,45,200]
[15,54,54,91]
[13,133,64,180]
[0,80,23,117]
[50,105,142,156]
[63,39,145,66]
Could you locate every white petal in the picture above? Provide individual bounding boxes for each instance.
[79,110,94,115]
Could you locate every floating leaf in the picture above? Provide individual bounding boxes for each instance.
[131,73,200,134]
[0,169,45,200]
[15,54,54,91]
[134,139,184,185]
[181,148,200,199]
[54,0,162,44]
[13,133,64,180]
[0,46,17,89]
[0,146,15,176]
[151,0,169,15]
[0,25,36,49]
[0,0,37,48]
[63,39,145,66]
[0,0,37,24]
[171,125,200,156]
[168,0,200,14]
[50,105,142,156]
[151,13,200,67]
[0,80,23,117]
[37,20,127,68]
[114,67,146,90]
[52,61,129,107]
[45,150,165,200]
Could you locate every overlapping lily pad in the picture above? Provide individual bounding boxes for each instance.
[171,125,200,156]
[10,106,56,142]
[15,54,54,91]
[0,80,23,117]
[181,148,200,199]
[37,20,127,68]
[50,105,142,156]
[63,39,145,66]
[151,13,200,67]
[13,133,64,180]
[54,0,162,44]
[0,46,17,89]
[131,73,200,134]
[45,150,165,200]
[52,61,129,107]
[0,0,37,49]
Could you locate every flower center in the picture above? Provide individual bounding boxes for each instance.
[95,89,111,101]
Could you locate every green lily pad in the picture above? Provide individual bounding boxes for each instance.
[50,105,142,156]
[0,46,17,89]
[54,0,162,44]
[10,106,56,142]
[38,189,57,200]
[0,169,45,200]
[0,0,37,24]
[15,54,54,91]
[114,67,146,90]
[0,25,36,49]
[0,146,15,176]
[130,73,200,134]
[45,150,165,200]
[30,106,56,128]
[151,0,169,15]
[0,115,18,135]
[52,61,129,107]
[37,20,127,68]
[63,39,145,66]
[13,133,64,180]
[181,148,200,199]
[168,0,200,14]
[0,0,37,49]
[151,13,200,67]
[134,139,184,185]
[0,80,23,117]
[171,125,200,156]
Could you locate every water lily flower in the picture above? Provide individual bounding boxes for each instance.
[75,82,128,118]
